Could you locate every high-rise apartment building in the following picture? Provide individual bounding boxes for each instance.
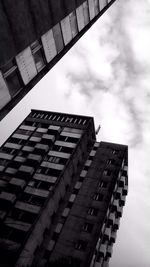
[0,0,116,120]
[0,110,128,267]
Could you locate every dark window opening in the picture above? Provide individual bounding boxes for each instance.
[103,170,112,176]
[107,159,115,165]
[67,202,73,208]
[75,240,88,251]
[73,188,79,194]
[52,232,59,241]
[31,40,46,72]
[87,208,98,216]
[1,59,23,98]
[98,181,108,188]
[82,223,93,233]
[44,249,51,260]
[93,193,103,201]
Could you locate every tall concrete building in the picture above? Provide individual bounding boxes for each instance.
[0,110,128,267]
[0,0,116,120]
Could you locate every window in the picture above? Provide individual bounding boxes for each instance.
[107,159,115,165]
[48,156,60,164]
[87,208,98,216]
[31,40,46,72]
[52,23,64,54]
[103,170,112,176]
[44,249,52,260]
[93,193,103,201]
[75,240,87,251]
[112,149,118,155]
[73,188,79,194]
[82,223,93,233]
[122,170,127,177]
[52,232,59,241]
[98,181,107,188]
[1,59,23,98]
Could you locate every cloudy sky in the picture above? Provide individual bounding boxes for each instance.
[0,0,150,266]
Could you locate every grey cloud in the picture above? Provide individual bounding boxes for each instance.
[68,0,149,147]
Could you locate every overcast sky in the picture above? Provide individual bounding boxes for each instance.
[0,0,150,266]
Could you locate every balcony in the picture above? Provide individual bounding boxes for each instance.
[9,178,26,189]
[42,134,55,141]
[12,133,29,140]
[63,127,83,134]
[85,160,92,167]
[0,191,16,203]
[0,152,13,160]
[36,127,48,133]
[41,161,64,171]
[89,150,96,157]
[4,142,21,150]
[0,165,5,172]
[69,194,76,203]
[30,136,41,142]
[60,131,81,139]
[5,167,17,175]
[111,199,119,212]
[110,231,117,243]
[55,140,76,148]
[62,207,70,217]
[47,240,55,251]
[0,180,7,188]
[120,195,126,206]
[98,244,107,258]
[27,154,42,163]
[103,227,111,241]
[22,146,34,152]
[115,187,122,199]
[113,218,120,230]
[5,217,31,232]
[54,223,63,234]
[117,206,123,217]
[102,259,109,267]
[33,173,57,184]
[0,238,20,252]
[107,212,115,226]
[0,210,6,220]
[14,156,26,163]
[118,176,125,187]
[24,186,49,198]
[35,143,49,152]
[80,170,87,177]
[74,181,82,190]
[19,165,34,176]
[106,244,113,258]
[48,150,70,159]
[48,125,61,132]
[20,125,36,131]
[15,201,41,214]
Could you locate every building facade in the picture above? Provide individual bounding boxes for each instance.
[0,0,116,120]
[0,110,128,267]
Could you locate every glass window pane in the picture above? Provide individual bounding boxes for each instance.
[69,11,78,38]
[52,23,64,53]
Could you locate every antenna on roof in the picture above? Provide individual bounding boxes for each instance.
[96,125,101,135]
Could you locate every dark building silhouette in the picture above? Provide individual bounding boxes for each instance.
[0,110,128,267]
[0,0,116,120]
